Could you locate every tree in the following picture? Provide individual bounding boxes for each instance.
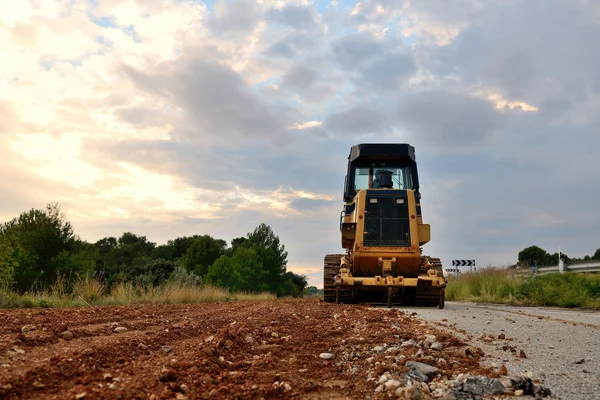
[593,249,600,260]
[0,236,18,287]
[518,245,550,267]
[245,223,289,295]
[97,232,156,283]
[0,203,78,291]
[205,248,269,293]
[284,272,308,297]
[181,235,227,277]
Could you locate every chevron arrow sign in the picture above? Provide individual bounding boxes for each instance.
[452,260,476,267]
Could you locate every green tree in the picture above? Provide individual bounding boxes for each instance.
[518,245,550,267]
[284,271,308,297]
[593,249,600,260]
[205,247,269,292]
[0,236,18,287]
[99,232,156,283]
[0,203,78,291]
[245,223,289,295]
[181,235,227,277]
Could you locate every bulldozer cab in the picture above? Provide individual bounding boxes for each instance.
[353,165,414,191]
[344,143,421,202]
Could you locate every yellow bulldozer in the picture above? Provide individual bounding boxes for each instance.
[324,143,446,308]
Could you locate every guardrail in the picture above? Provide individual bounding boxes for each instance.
[517,260,600,275]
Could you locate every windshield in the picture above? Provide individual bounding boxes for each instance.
[353,165,414,190]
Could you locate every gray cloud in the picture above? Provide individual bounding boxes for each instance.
[331,32,385,70]
[122,53,289,144]
[396,90,506,148]
[360,52,417,90]
[265,4,316,29]
[324,106,389,136]
[207,0,264,38]
[281,65,319,91]
[432,1,600,105]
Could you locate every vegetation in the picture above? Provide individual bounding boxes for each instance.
[517,245,600,267]
[446,268,600,309]
[0,203,309,308]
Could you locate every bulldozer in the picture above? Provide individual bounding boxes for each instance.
[324,143,446,308]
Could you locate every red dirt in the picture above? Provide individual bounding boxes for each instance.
[0,299,495,399]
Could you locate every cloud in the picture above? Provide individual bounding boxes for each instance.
[324,106,389,136]
[122,53,289,144]
[2,0,600,288]
[396,90,506,148]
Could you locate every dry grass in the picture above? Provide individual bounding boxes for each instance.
[446,267,600,309]
[0,277,276,309]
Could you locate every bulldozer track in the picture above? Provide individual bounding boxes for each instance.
[323,254,353,303]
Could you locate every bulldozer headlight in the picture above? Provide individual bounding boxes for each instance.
[369,198,378,204]
[395,198,405,204]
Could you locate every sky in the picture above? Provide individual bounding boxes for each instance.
[2,0,600,287]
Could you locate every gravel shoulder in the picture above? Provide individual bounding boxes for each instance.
[395,301,600,400]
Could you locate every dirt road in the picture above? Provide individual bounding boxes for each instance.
[0,299,550,399]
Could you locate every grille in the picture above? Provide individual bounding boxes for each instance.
[363,191,411,247]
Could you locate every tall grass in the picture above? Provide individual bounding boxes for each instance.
[0,276,276,309]
[446,268,600,309]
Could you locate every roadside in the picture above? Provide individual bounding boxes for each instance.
[396,301,600,400]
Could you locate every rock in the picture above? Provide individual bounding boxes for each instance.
[462,377,485,395]
[59,331,74,341]
[75,393,87,399]
[282,382,292,391]
[21,325,36,333]
[108,384,116,390]
[82,348,94,356]
[176,394,187,400]
[114,327,127,333]
[373,346,383,352]
[430,342,443,351]
[378,374,390,384]
[523,370,533,379]
[374,384,384,393]
[498,365,508,375]
[384,379,400,390]
[405,361,440,378]
[244,335,254,344]
[32,381,45,389]
[514,389,524,396]
[161,345,172,354]
[138,343,148,350]
[498,333,506,339]
[519,350,527,358]
[319,353,334,360]
[271,332,279,338]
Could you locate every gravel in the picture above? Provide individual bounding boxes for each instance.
[395,301,600,400]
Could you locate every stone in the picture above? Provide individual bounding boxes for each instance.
[114,327,127,333]
[21,326,36,333]
[59,331,74,341]
[384,379,400,390]
[373,346,383,352]
[161,345,172,354]
[430,342,443,351]
[75,393,87,399]
[515,389,524,396]
[405,361,440,378]
[271,332,279,338]
[319,353,334,360]
[82,348,94,356]
[519,350,527,358]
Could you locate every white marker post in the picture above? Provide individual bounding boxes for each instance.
[558,246,565,273]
